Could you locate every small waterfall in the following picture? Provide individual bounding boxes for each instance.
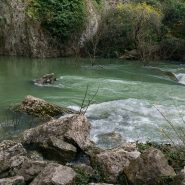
[176,73,185,85]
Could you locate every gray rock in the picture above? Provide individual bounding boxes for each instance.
[0,0,62,58]
[9,155,47,182]
[0,176,25,185]
[30,163,77,185]
[91,143,140,183]
[21,114,91,163]
[13,95,76,118]
[123,147,176,185]
[173,166,185,185]
[0,140,26,176]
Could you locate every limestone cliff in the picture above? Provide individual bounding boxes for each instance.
[0,0,119,58]
[0,0,102,58]
[0,0,65,57]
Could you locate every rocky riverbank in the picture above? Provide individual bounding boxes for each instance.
[0,96,185,185]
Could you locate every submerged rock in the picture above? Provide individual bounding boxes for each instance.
[13,95,76,118]
[123,147,176,185]
[34,73,57,85]
[91,143,140,183]
[0,176,25,185]
[145,67,178,82]
[30,163,77,185]
[21,114,92,163]
[96,132,124,149]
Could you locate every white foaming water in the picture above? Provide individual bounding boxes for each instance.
[176,73,185,85]
[79,99,185,147]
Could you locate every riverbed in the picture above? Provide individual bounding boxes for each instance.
[1,57,185,148]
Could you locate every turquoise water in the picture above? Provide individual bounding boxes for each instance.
[1,56,185,146]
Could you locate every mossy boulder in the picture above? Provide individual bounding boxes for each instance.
[13,95,77,118]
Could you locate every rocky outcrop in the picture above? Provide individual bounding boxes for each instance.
[0,97,179,185]
[123,147,176,185]
[30,163,77,185]
[0,0,102,58]
[0,0,63,58]
[0,176,25,185]
[21,114,92,163]
[91,143,140,183]
[13,95,76,118]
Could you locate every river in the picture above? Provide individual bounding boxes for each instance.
[1,56,185,148]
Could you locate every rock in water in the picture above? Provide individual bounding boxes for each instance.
[35,73,57,85]
[13,95,76,118]
[30,163,77,185]
[123,147,176,185]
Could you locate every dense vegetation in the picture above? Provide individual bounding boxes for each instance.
[27,0,86,41]
[87,0,185,62]
[27,0,185,62]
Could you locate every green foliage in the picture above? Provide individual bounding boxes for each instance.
[27,0,86,41]
[91,0,185,61]
[93,2,162,59]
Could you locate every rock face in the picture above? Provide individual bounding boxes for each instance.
[91,143,140,183]
[0,176,25,185]
[123,148,176,185]
[30,163,77,185]
[0,0,63,58]
[0,0,102,58]
[14,95,76,118]
[0,140,27,176]
[21,114,92,163]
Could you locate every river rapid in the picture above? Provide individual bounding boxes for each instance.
[1,57,185,148]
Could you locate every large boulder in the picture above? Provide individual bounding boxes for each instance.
[9,155,47,183]
[91,143,140,183]
[13,95,76,118]
[0,176,25,185]
[30,163,77,185]
[0,140,27,177]
[123,148,176,185]
[21,114,92,163]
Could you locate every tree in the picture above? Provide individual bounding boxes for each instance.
[117,2,163,61]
